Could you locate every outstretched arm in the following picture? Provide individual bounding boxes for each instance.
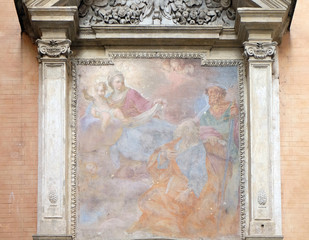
[130,89,153,113]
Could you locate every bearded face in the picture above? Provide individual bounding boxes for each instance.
[206,86,226,105]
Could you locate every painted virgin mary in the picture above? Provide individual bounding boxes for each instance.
[107,70,175,168]
[107,70,154,119]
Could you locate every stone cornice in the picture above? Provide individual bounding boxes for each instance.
[245,237,283,240]
[235,8,288,43]
[28,6,78,40]
[25,0,81,7]
[250,0,290,9]
[76,25,238,47]
[16,0,295,47]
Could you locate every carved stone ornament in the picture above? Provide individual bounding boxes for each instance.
[48,189,58,205]
[243,42,278,60]
[258,189,267,206]
[79,0,236,26]
[37,39,72,58]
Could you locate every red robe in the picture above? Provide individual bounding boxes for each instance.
[108,88,153,118]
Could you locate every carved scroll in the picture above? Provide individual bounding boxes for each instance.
[243,42,277,60]
[37,39,72,58]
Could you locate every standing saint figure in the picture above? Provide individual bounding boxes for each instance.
[196,84,240,236]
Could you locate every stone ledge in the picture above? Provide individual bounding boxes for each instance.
[245,236,284,240]
[33,235,72,240]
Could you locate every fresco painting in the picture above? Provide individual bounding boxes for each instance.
[76,59,240,240]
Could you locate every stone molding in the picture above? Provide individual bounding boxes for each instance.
[74,58,114,65]
[33,235,72,240]
[37,39,72,58]
[250,0,289,9]
[109,51,204,59]
[236,9,288,44]
[70,61,78,240]
[245,237,283,240]
[27,6,78,40]
[77,25,233,46]
[243,42,277,60]
[26,0,81,7]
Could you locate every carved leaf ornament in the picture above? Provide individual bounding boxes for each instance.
[79,0,236,26]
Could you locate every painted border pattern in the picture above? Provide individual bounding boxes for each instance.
[109,52,204,59]
[70,54,246,240]
[74,58,115,66]
[71,62,77,240]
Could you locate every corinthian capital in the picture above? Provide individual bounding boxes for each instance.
[243,42,277,60]
[36,39,72,58]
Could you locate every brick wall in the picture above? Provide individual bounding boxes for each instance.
[279,0,309,239]
[0,1,38,239]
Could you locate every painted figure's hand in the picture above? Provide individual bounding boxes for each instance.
[230,102,238,117]
[206,136,220,146]
[154,98,167,106]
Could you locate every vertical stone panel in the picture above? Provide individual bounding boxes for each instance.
[244,41,281,238]
[38,60,68,234]
[249,63,272,221]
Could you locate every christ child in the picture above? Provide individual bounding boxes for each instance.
[82,82,127,132]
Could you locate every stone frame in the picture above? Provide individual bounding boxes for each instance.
[33,45,283,240]
[70,55,247,240]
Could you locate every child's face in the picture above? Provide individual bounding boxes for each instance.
[97,83,106,97]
